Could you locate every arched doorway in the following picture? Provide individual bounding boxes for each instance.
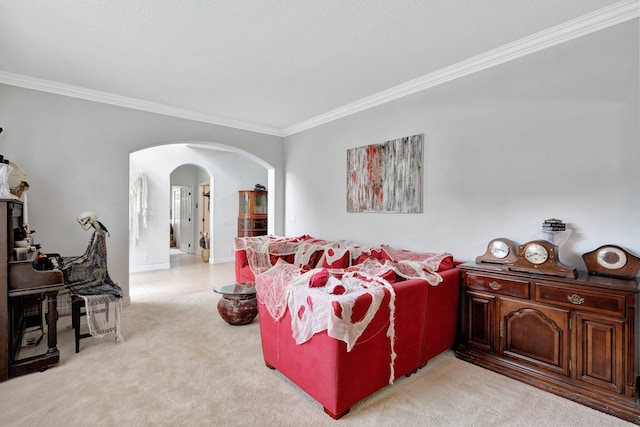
[128,142,273,275]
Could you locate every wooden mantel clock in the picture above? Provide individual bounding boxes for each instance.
[582,244,640,279]
[476,238,519,265]
[508,239,577,278]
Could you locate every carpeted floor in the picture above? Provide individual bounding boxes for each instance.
[0,288,635,426]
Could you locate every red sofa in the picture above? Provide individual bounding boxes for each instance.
[235,236,460,418]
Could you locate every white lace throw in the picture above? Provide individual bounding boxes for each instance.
[256,260,397,382]
[255,259,301,321]
[256,260,392,348]
[255,257,449,384]
[235,236,338,275]
[287,266,394,352]
[81,294,124,344]
[235,235,370,276]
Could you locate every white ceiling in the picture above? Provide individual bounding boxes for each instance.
[0,0,636,136]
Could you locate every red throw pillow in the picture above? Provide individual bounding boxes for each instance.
[269,253,295,266]
[351,248,383,265]
[351,293,373,323]
[436,256,454,271]
[331,284,346,295]
[332,301,343,319]
[379,269,397,284]
[301,250,323,271]
[322,248,350,269]
[235,249,249,268]
[309,268,329,288]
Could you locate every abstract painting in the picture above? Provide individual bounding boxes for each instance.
[347,134,423,213]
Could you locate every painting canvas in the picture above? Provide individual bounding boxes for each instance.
[347,134,423,213]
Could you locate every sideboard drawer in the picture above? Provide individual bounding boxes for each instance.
[465,273,530,299]
[535,283,625,316]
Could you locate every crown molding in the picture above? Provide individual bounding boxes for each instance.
[0,1,636,139]
[0,71,284,137]
[282,0,639,136]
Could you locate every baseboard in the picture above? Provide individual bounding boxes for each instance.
[129,263,170,273]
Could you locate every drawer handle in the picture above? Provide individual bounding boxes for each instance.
[567,294,585,305]
[489,281,502,290]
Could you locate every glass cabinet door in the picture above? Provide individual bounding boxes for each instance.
[238,190,267,237]
[239,193,251,215]
[254,193,267,215]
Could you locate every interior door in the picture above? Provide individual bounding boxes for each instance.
[179,186,192,253]
[172,185,192,253]
[172,188,181,248]
[200,184,210,250]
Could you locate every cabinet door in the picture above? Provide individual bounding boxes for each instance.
[463,291,496,352]
[500,298,570,376]
[253,192,267,215]
[239,192,251,216]
[575,312,624,394]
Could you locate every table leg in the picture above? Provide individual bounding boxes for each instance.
[45,293,58,354]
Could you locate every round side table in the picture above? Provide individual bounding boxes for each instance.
[213,283,258,325]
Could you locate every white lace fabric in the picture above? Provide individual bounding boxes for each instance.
[255,259,301,321]
[255,255,451,384]
[287,267,394,352]
[80,294,124,344]
[235,235,366,276]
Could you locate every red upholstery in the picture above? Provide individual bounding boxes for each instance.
[234,248,254,284]
[420,268,461,366]
[256,267,460,418]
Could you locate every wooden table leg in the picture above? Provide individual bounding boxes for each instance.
[45,292,58,354]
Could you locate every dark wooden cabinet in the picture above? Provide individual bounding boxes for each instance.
[237,190,267,237]
[456,262,640,423]
[0,199,64,381]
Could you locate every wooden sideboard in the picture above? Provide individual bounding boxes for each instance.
[456,262,640,423]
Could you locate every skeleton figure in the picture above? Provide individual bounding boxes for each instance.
[61,211,121,297]
[62,211,123,343]
[77,210,110,235]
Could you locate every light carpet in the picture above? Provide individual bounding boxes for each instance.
[0,290,634,427]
